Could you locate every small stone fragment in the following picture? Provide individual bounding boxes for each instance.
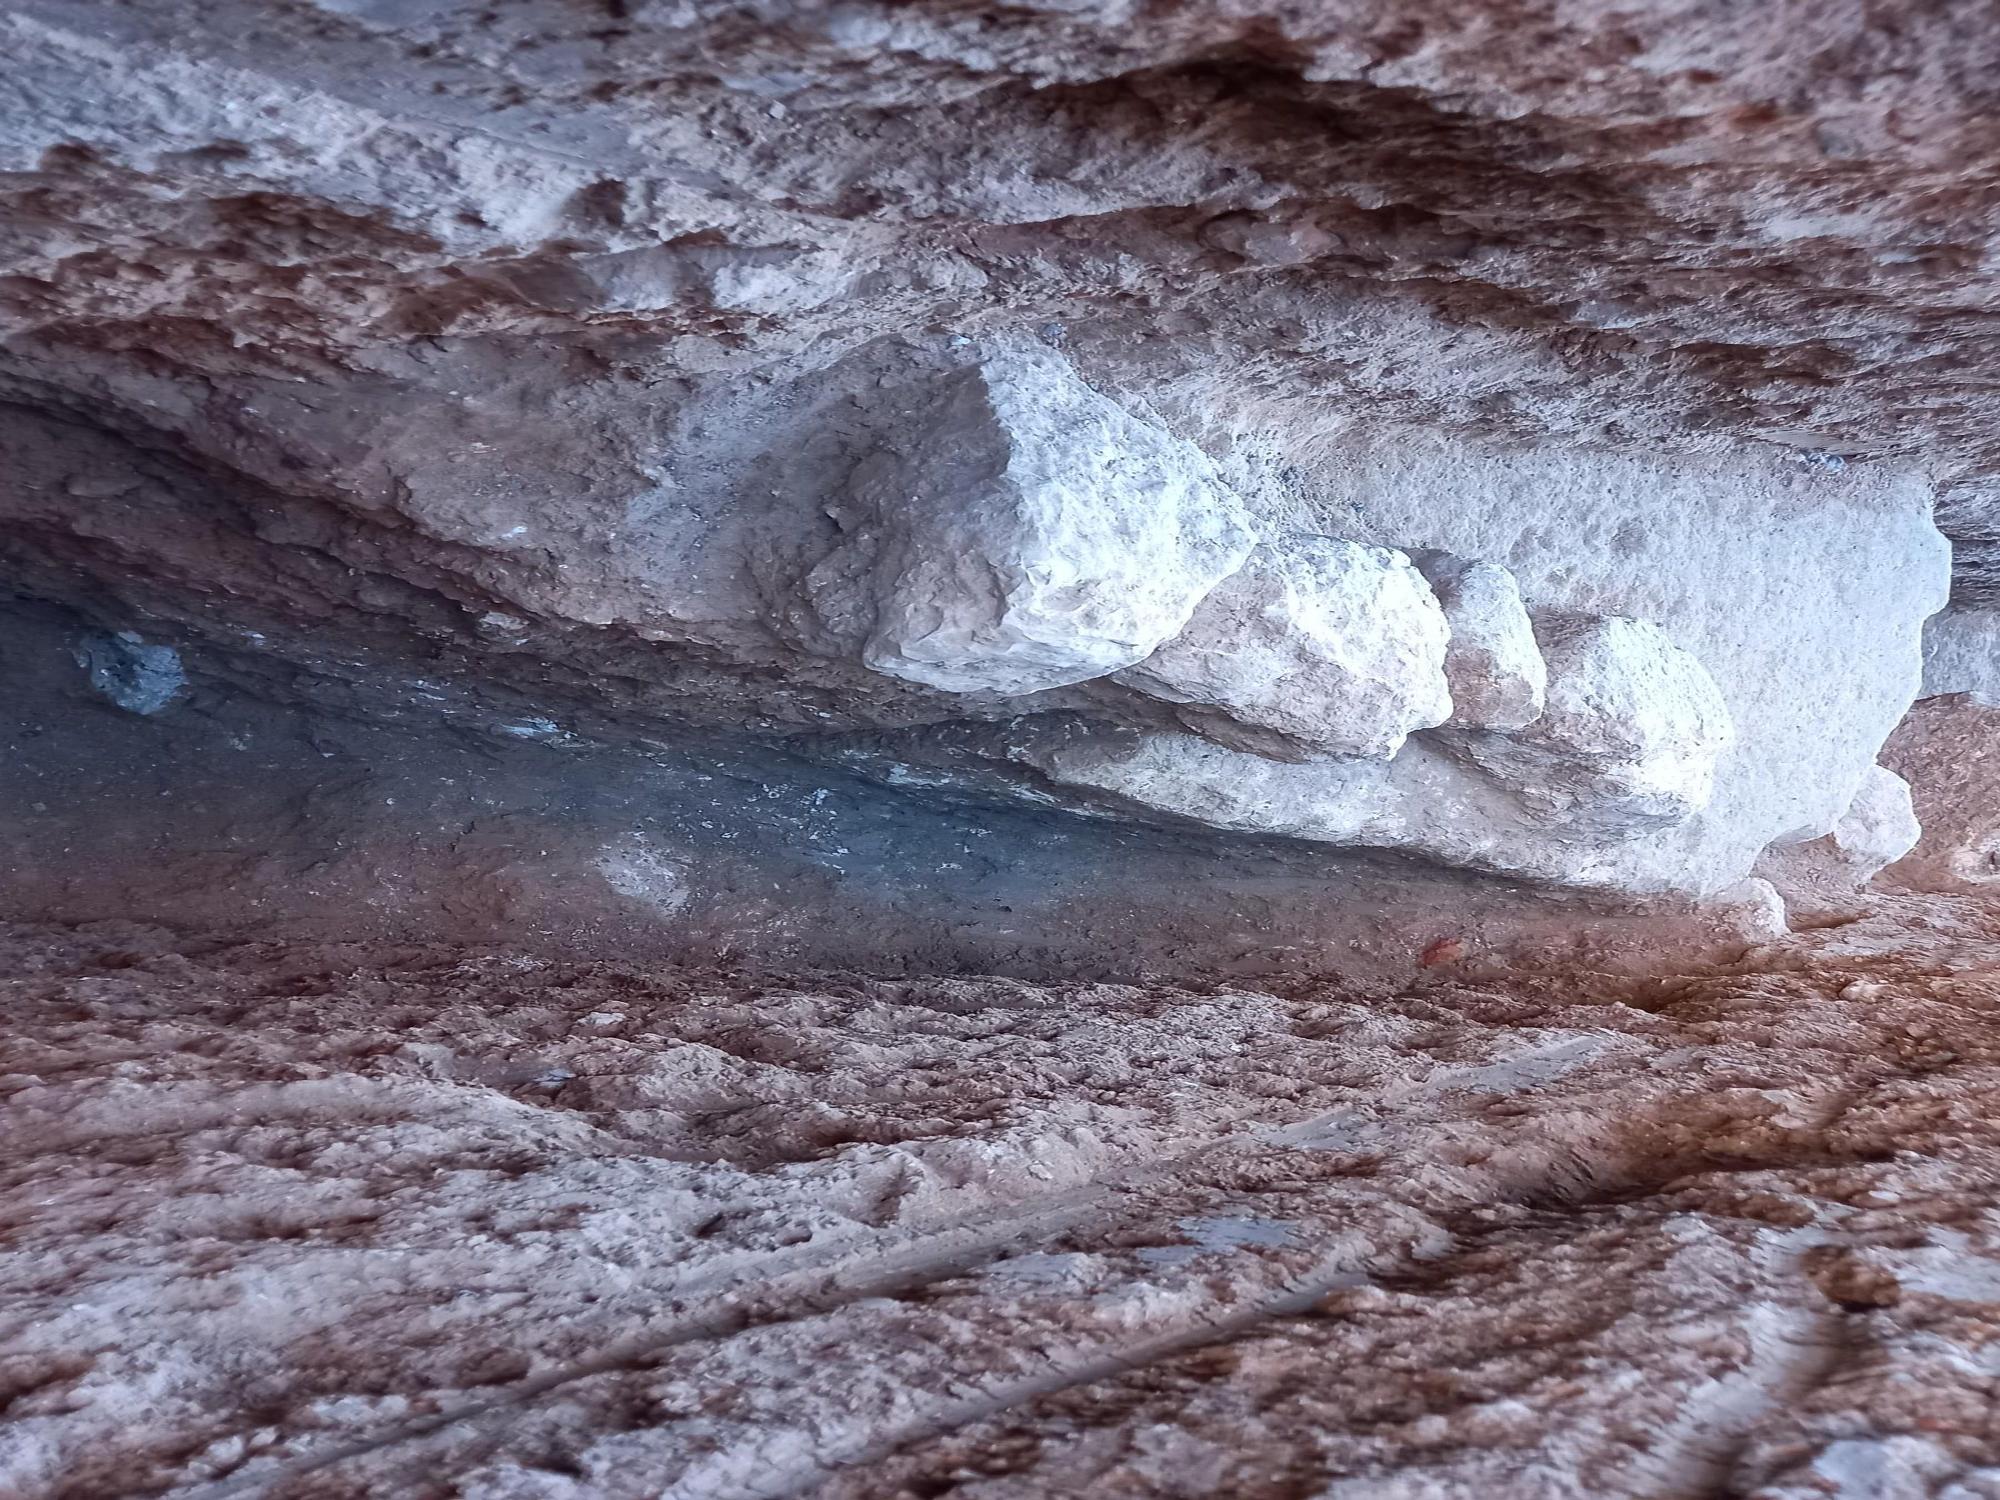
[1920,605,2000,704]
[1824,764,1923,880]
[74,631,185,716]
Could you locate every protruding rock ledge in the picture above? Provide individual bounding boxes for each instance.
[1017,608,1737,895]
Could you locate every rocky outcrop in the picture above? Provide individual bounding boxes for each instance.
[1021,607,1738,892]
[0,341,1949,898]
[808,346,1255,696]
[1884,696,2000,892]
[0,0,1979,914]
[1114,536,1450,758]
[11,9,2000,1492]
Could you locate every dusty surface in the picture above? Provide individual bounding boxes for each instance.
[0,0,1979,903]
[6,895,2000,1499]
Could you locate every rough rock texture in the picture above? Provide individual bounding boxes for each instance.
[811,347,1255,696]
[1307,431,1947,894]
[1922,607,2000,705]
[1884,696,2000,893]
[1114,536,1450,758]
[1021,609,1740,892]
[1756,764,1924,918]
[0,0,1978,902]
[71,629,184,716]
[1453,613,1737,833]
[10,5,2000,1487]
[9,896,2000,1499]
[1413,550,1547,732]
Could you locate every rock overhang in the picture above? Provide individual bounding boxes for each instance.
[0,0,1983,910]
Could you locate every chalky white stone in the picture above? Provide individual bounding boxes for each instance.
[1511,613,1736,826]
[825,348,1256,696]
[1115,537,1450,758]
[1026,612,1738,892]
[1411,551,1547,732]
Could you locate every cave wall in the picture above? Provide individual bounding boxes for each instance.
[5,0,1997,936]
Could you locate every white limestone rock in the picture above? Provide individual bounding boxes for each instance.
[1309,424,1949,893]
[1019,727,1703,893]
[1920,606,2000,704]
[1755,763,1921,910]
[817,347,1256,696]
[1528,614,1734,815]
[1433,614,1734,838]
[1113,537,1451,759]
[1825,764,1924,880]
[1710,877,1792,942]
[1018,610,1739,892]
[1410,551,1547,731]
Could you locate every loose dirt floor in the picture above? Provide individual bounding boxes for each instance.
[5,893,2000,1499]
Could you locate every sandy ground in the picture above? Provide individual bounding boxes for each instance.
[5,897,2000,1499]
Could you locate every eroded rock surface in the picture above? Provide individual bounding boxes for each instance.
[1414,550,1547,733]
[6,6,2000,1487]
[1114,536,1449,758]
[811,347,1256,696]
[1885,696,2000,892]
[7,899,2000,1499]
[1452,613,1737,834]
[0,0,1978,903]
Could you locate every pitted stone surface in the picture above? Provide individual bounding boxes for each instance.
[1459,614,1737,831]
[811,347,1255,696]
[1114,537,1449,759]
[1921,607,2000,705]
[10,905,2000,1500]
[1412,551,1547,732]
